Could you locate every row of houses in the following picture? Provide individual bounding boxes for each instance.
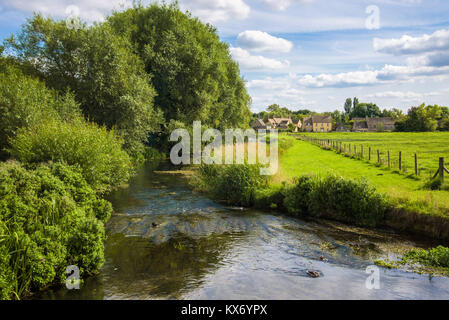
[251,116,396,133]
[251,116,333,133]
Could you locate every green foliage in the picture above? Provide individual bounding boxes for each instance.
[6,14,164,158]
[283,174,388,226]
[402,246,449,268]
[107,3,251,129]
[308,175,388,227]
[283,176,315,217]
[254,184,286,210]
[196,164,268,206]
[9,118,133,194]
[396,104,439,132]
[0,66,81,160]
[0,162,112,299]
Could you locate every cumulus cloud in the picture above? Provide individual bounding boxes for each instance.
[297,70,379,88]
[373,29,449,55]
[263,0,313,11]
[296,64,449,88]
[230,47,290,70]
[179,0,250,23]
[237,30,293,53]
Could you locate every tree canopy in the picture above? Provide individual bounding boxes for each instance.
[107,3,251,130]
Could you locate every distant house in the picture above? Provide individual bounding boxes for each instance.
[302,115,333,132]
[352,117,395,132]
[251,119,267,130]
[251,117,301,132]
[335,123,350,132]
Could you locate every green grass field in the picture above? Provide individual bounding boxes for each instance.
[278,135,449,217]
[299,132,449,178]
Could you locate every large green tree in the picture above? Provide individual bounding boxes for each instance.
[107,3,251,129]
[6,15,163,158]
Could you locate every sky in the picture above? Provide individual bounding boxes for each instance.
[1,0,449,113]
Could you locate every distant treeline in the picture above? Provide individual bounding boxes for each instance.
[253,98,449,132]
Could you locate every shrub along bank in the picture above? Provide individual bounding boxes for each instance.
[0,162,112,299]
[194,163,449,240]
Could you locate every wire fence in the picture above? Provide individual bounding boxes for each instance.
[300,135,448,180]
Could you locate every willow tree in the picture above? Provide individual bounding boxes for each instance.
[107,3,252,130]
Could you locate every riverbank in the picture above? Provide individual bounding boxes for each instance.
[33,163,449,299]
[190,136,449,242]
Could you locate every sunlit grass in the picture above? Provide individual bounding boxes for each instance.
[278,135,449,216]
[300,132,449,178]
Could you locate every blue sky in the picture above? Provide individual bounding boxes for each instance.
[1,0,449,113]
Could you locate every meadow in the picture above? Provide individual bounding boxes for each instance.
[299,132,449,178]
[278,135,449,217]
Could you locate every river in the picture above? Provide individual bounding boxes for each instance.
[37,162,449,300]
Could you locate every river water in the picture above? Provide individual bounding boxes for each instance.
[38,162,449,300]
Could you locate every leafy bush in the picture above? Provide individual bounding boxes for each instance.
[403,246,449,268]
[196,164,268,207]
[0,66,80,160]
[308,175,388,227]
[283,174,388,227]
[254,184,286,210]
[0,161,112,299]
[283,176,315,217]
[9,118,133,194]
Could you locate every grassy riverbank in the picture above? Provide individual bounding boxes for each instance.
[191,134,449,241]
[300,132,449,177]
[278,135,449,240]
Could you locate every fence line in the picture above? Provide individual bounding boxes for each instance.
[299,135,446,179]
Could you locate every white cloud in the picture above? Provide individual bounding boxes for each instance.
[373,29,449,55]
[263,0,313,11]
[230,47,290,70]
[407,51,449,68]
[1,0,250,23]
[1,0,132,22]
[364,90,438,102]
[179,0,250,23]
[237,30,293,53]
[297,70,379,88]
[295,63,449,88]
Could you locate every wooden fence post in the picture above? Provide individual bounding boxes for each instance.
[369,147,371,161]
[433,158,449,181]
[415,153,418,176]
[361,146,364,159]
[377,150,380,163]
[399,151,402,171]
